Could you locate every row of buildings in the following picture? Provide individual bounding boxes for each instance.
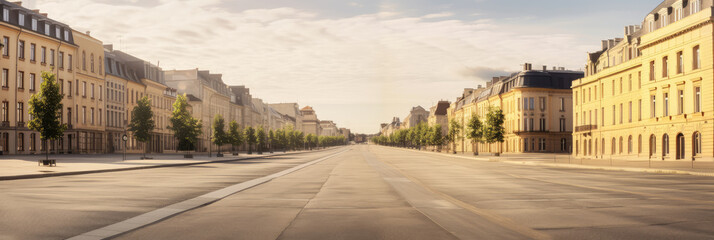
[0,0,349,155]
[381,0,714,161]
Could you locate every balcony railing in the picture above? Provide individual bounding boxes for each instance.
[575,125,598,132]
[1,121,9,127]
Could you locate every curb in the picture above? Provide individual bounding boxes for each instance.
[379,145,714,178]
[0,148,337,181]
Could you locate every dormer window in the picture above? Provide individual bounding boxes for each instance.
[648,20,655,32]
[2,9,8,22]
[64,30,69,41]
[18,13,24,26]
[44,23,50,36]
[55,27,60,38]
[31,18,37,31]
[675,7,682,21]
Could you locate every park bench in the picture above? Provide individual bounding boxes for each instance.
[38,159,56,167]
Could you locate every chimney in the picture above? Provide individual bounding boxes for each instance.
[11,1,22,6]
[608,39,615,48]
[543,65,547,71]
[602,40,609,50]
[41,13,48,17]
[103,44,114,51]
[492,77,499,83]
[553,66,557,70]
[559,67,566,71]
[85,31,91,36]
[477,85,482,89]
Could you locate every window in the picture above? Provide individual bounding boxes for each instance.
[1,101,7,122]
[91,108,95,125]
[693,132,702,157]
[2,36,8,56]
[561,138,567,152]
[559,118,566,132]
[59,79,63,94]
[628,136,633,154]
[677,51,683,74]
[693,46,700,70]
[31,18,37,31]
[539,97,546,111]
[82,106,86,124]
[58,52,64,69]
[41,46,46,63]
[17,102,24,122]
[612,80,615,95]
[529,98,534,110]
[695,86,701,112]
[55,28,60,39]
[90,53,94,73]
[692,0,702,14]
[628,101,632,122]
[99,85,102,100]
[50,49,55,66]
[18,40,24,59]
[620,103,623,124]
[676,133,685,160]
[594,86,598,100]
[68,81,72,97]
[602,138,606,155]
[662,134,670,157]
[517,98,521,111]
[82,81,86,97]
[91,83,95,99]
[619,137,624,154]
[82,51,86,70]
[619,78,623,94]
[664,93,669,116]
[17,71,23,89]
[29,43,35,61]
[650,135,657,157]
[68,54,73,70]
[44,24,49,36]
[678,90,684,115]
[612,105,616,125]
[64,30,69,41]
[18,13,24,26]
[662,56,668,78]
[529,118,534,132]
[559,98,565,111]
[675,7,683,21]
[651,95,656,118]
[638,135,643,154]
[539,118,546,131]
[17,133,24,151]
[601,107,604,126]
[650,61,655,80]
[2,8,8,22]
[1,68,7,87]
[594,111,598,126]
[29,73,35,91]
[638,100,642,121]
[611,138,616,154]
[29,133,35,151]
[628,75,632,92]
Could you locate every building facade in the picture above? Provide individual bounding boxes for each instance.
[300,106,321,136]
[573,0,714,161]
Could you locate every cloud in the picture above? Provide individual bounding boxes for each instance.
[34,0,590,133]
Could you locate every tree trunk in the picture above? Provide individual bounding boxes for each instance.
[45,139,49,161]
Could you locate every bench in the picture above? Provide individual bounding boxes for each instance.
[38,159,56,167]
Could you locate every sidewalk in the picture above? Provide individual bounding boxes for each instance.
[0,150,327,181]
[389,147,714,177]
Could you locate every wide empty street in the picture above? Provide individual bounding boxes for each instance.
[3,146,714,240]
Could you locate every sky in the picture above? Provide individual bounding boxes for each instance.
[26,0,661,134]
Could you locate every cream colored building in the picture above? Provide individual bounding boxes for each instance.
[402,106,429,129]
[428,101,450,137]
[320,120,338,137]
[447,88,484,153]
[301,106,321,136]
[573,0,714,161]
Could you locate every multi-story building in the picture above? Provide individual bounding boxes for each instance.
[228,85,253,128]
[447,87,484,153]
[320,120,338,137]
[269,103,303,131]
[103,45,132,153]
[380,117,401,137]
[573,0,713,161]
[428,101,450,136]
[300,106,321,136]
[474,64,582,154]
[402,106,429,129]
[165,69,231,152]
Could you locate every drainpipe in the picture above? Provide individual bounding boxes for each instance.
[14,30,22,155]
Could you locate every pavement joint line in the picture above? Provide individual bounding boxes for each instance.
[0,147,337,181]
[363,148,552,240]
[66,148,349,240]
[380,145,714,177]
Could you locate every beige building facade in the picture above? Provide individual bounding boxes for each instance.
[573,0,714,161]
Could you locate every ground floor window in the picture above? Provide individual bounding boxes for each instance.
[560,138,567,152]
[17,133,24,151]
[693,132,701,157]
[676,133,685,160]
[662,134,670,158]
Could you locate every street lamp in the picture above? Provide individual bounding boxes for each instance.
[208,92,217,158]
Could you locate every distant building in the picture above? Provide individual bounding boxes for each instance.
[301,106,321,136]
[403,106,429,129]
[428,101,451,136]
[320,120,338,137]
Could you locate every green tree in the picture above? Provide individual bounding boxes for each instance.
[28,71,66,161]
[466,113,484,155]
[168,94,202,154]
[128,96,155,159]
[430,125,444,150]
[268,130,275,153]
[447,119,463,154]
[227,120,243,155]
[211,114,228,156]
[245,127,256,154]
[256,126,267,154]
[484,107,506,155]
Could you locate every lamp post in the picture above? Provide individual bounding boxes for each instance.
[208,92,217,158]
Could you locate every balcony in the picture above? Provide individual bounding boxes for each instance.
[575,125,598,132]
[1,121,9,127]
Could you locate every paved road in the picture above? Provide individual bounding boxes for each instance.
[4,145,714,239]
[0,149,343,240]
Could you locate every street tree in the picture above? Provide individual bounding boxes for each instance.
[211,114,228,156]
[228,120,243,155]
[430,125,444,151]
[128,96,155,159]
[268,130,275,153]
[168,94,202,156]
[447,119,463,154]
[27,71,66,161]
[256,126,267,154]
[484,107,506,155]
[466,113,484,155]
[245,127,256,154]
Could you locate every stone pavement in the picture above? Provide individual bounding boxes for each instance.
[0,150,324,180]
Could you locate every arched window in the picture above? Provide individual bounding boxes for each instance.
[595,138,599,157]
[560,138,567,152]
[638,135,642,154]
[82,51,86,70]
[662,134,670,157]
[649,135,656,157]
[611,138,616,154]
[628,136,633,154]
[676,133,685,160]
[601,138,605,155]
[99,59,103,75]
[619,137,624,154]
[693,132,701,157]
[90,53,95,73]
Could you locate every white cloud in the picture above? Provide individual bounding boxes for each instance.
[34,0,590,133]
[423,12,454,19]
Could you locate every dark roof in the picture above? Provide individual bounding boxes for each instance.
[477,69,583,102]
[434,101,450,115]
[186,94,202,102]
[0,1,75,45]
[648,0,678,16]
[104,50,143,85]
